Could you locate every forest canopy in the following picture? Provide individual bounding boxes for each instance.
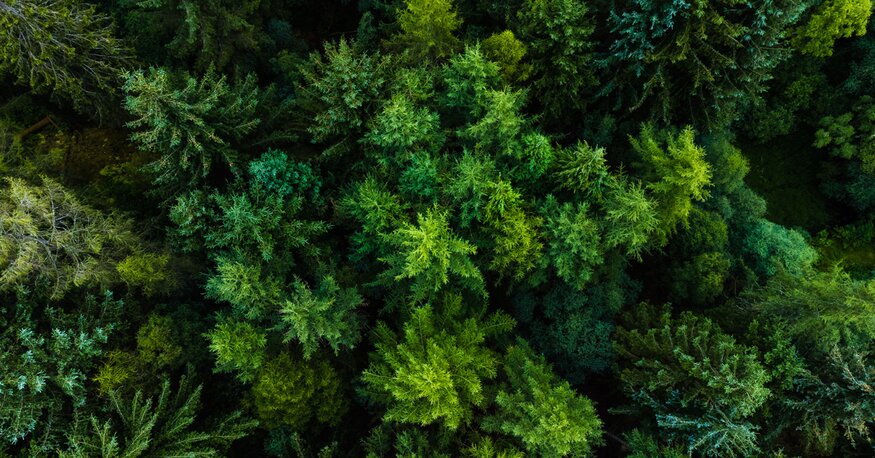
[1,0,875,457]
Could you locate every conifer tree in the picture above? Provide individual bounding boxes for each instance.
[362,299,514,430]
[483,342,603,457]
[0,0,131,117]
[0,177,138,299]
[123,68,260,195]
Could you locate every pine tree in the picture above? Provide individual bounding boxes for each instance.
[630,124,712,245]
[377,207,485,303]
[362,299,514,429]
[298,38,391,155]
[0,177,138,299]
[123,67,260,195]
[516,0,597,122]
[252,352,347,430]
[614,303,770,457]
[386,0,462,61]
[61,374,255,457]
[0,292,123,447]
[121,0,268,71]
[606,0,806,125]
[482,341,603,457]
[793,0,872,57]
[540,196,603,290]
[0,0,131,118]
[205,318,267,383]
[279,276,364,358]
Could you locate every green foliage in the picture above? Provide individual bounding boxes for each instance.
[480,31,530,83]
[631,124,712,244]
[122,0,267,71]
[741,219,818,277]
[362,300,514,429]
[279,276,364,358]
[387,0,462,61]
[299,38,391,153]
[0,291,122,446]
[440,45,501,123]
[793,0,872,57]
[607,0,805,125]
[482,342,603,457]
[815,95,875,173]
[552,142,612,200]
[742,269,875,453]
[206,318,266,383]
[116,253,174,296]
[614,303,770,458]
[135,314,182,370]
[516,0,597,121]
[0,0,130,117]
[0,176,138,299]
[540,196,602,290]
[252,352,346,430]
[61,374,255,457]
[123,68,260,194]
[601,179,659,259]
[377,207,485,303]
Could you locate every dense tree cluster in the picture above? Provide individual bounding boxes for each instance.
[0,0,874,456]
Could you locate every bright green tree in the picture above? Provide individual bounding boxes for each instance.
[279,276,364,358]
[123,68,260,194]
[482,341,603,457]
[480,31,531,83]
[630,124,712,245]
[540,196,602,290]
[378,207,485,303]
[362,300,514,430]
[387,0,462,61]
[205,318,267,383]
[0,177,138,299]
[601,179,659,259]
[793,0,872,57]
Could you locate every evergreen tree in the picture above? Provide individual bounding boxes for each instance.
[61,374,255,457]
[386,0,462,61]
[377,207,485,303]
[123,68,260,195]
[630,124,712,245]
[515,0,597,122]
[793,0,872,57]
[614,303,770,457]
[0,292,122,447]
[606,0,807,125]
[482,341,603,457]
[0,0,131,117]
[121,0,268,71]
[0,177,138,299]
[362,299,514,429]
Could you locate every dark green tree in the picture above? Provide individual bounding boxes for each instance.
[614,303,770,457]
[61,374,255,457]
[515,0,597,122]
[123,68,260,194]
[0,0,131,117]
